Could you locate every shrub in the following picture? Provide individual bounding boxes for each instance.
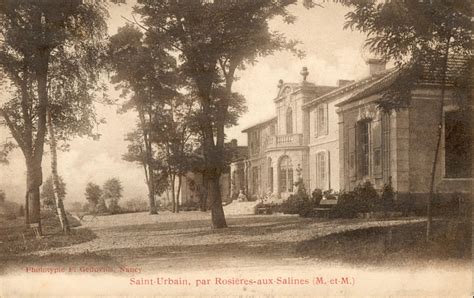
[332,191,358,218]
[381,181,395,213]
[311,189,323,205]
[333,181,379,218]
[108,201,122,215]
[96,199,108,214]
[352,181,379,213]
[280,192,307,215]
[280,188,322,218]
[180,200,200,211]
[123,198,149,213]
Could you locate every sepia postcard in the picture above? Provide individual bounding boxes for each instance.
[0,0,472,297]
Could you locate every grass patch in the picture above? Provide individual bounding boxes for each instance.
[296,219,471,266]
[0,210,96,256]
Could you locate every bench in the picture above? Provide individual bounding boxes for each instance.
[313,199,338,218]
[313,207,333,218]
[29,223,42,239]
[256,207,272,215]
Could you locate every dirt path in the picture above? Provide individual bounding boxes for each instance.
[28,212,424,262]
[3,213,470,297]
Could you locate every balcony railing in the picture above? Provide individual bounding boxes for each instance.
[265,133,303,149]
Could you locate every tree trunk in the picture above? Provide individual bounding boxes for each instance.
[176,175,182,213]
[200,173,209,211]
[147,180,157,214]
[25,50,50,234]
[146,160,157,214]
[427,38,451,241]
[26,160,42,234]
[143,127,157,215]
[171,175,176,213]
[46,110,70,233]
[209,172,227,229]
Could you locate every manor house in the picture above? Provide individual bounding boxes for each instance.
[230,59,472,205]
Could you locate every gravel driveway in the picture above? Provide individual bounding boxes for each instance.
[30,212,424,260]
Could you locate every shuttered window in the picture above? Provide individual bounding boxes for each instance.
[357,120,370,178]
[372,118,382,178]
[315,151,329,189]
[382,113,391,181]
[315,103,328,138]
[348,124,356,181]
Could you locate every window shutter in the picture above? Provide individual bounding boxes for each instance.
[288,169,294,192]
[326,151,330,190]
[348,125,356,181]
[324,103,328,135]
[314,110,318,138]
[372,119,382,178]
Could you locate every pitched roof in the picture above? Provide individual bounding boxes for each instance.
[304,68,397,109]
[335,69,399,107]
[336,56,471,107]
[418,56,471,86]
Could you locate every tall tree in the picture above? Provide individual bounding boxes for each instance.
[143,91,200,213]
[109,24,179,214]
[0,0,108,233]
[46,111,69,232]
[85,182,103,209]
[342,0,472,239]
[135,0,301,228]
[102,178,123,214]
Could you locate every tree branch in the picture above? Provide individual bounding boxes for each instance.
[0,108,26,151]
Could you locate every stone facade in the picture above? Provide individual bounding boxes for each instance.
[232,63,472,204]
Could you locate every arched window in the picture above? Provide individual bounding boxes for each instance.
[286,107,293,134]
[279,156,294,192]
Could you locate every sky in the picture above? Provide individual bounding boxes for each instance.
[0,1,371,206]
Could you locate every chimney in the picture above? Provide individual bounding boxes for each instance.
[367,58,386,75]
[337,79,355,87]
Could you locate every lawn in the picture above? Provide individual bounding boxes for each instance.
[1,211,469,274]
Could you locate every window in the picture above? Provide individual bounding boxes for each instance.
[250,130,260,155]
[252,167,259,194]
[315,104,328,137]
[288,169,294,192]
[286,107,293,134]
[445,111,472,178]
[279,156,293,192]
[268,158,273,193]
[381,113,391,181]
[315,151,328,189]
[357,120,370,177]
